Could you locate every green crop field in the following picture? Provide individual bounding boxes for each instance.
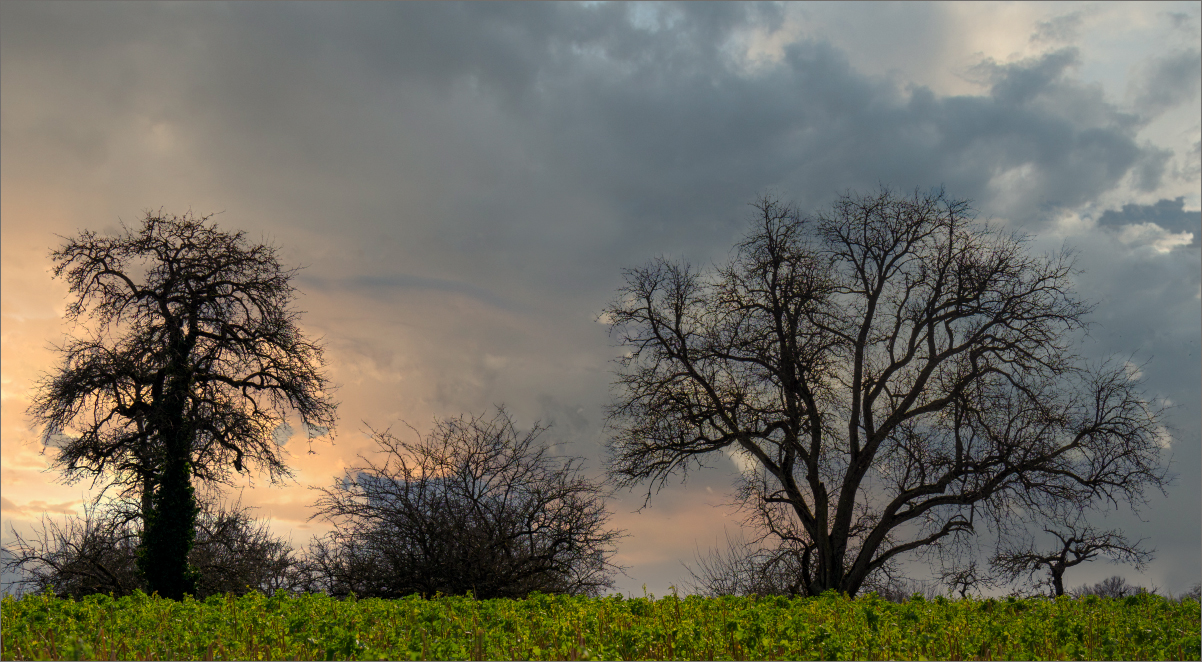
[1,589,1198,661]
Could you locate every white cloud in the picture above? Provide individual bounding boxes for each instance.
[1155,425,1174,449]
[724,444,758,476]
[1116,222,1195,252]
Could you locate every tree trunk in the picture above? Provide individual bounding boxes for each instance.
[138,439,199,599]
[1051,564,1066,597]
[137,364,200,600]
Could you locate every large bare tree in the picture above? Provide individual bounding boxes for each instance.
[310,408,624,599]
[28,211,337,599]
[603,188,1169,597]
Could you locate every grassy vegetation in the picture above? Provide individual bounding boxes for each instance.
[2,588,1198,661]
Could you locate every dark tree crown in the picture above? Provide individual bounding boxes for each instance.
[30,211,338,499]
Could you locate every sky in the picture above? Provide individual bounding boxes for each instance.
[2,1,1199,598]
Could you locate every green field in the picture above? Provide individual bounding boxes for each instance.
[1,589,1198,661]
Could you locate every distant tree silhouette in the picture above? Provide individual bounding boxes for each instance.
[604,188,1170,597]
[309,408,624,599]
[992,523,1152,596]
[28,211,337,599]
[1070,574,1148,599]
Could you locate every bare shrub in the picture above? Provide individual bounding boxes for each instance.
[309,408,624,599]
[4,495,305,599]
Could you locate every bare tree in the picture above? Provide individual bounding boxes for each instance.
[992,523,1152,596]
[189,495,311,597]
[27,211,337,599]
[603,188,1170,597]
[3,494,307,599]
[309,408,624,599]
[941,560,999,599]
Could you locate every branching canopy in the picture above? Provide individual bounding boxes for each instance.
[604,188,1169,596]
[28,211,338,510]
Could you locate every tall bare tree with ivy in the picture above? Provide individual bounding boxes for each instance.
[29,211,337,599]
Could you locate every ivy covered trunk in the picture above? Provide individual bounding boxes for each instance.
[138,440,200,599]
[137,361,201,600]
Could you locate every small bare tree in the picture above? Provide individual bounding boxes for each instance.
[941,560,999,599]
[604,188,1170,597]
[189,496,311,597]
[3,494,307,599]
[28,211,337,599]
[992,523,1152,596]
[310,408,625,599]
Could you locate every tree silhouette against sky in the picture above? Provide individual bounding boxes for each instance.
[29,212,337,599]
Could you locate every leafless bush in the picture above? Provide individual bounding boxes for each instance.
[684,528,808,597]
[1069,575,1151,599]
[684,527,942,601]
[309,408,625,599]
[189,497,309,596]
[4,495,305,599]
[3,503,141,598]
[864,576,945,603]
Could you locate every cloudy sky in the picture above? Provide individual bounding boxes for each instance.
[2,1,1199,597]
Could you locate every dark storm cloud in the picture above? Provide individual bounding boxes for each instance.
[2,3,1165,290]
[1097,197,1202,247]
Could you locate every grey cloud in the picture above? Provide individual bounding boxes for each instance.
[301,272,525,313]
[1166,10,1201,38]
[1096,197,1202,248]
[1129,49,1202,119]
[1182,139,1202,182]
[1130,147,1173,193]
[536,394,591,437]
[3,3,1158,285]
[1030,11,1085,46]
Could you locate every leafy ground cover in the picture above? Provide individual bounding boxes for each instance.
[2,589,1198,660]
